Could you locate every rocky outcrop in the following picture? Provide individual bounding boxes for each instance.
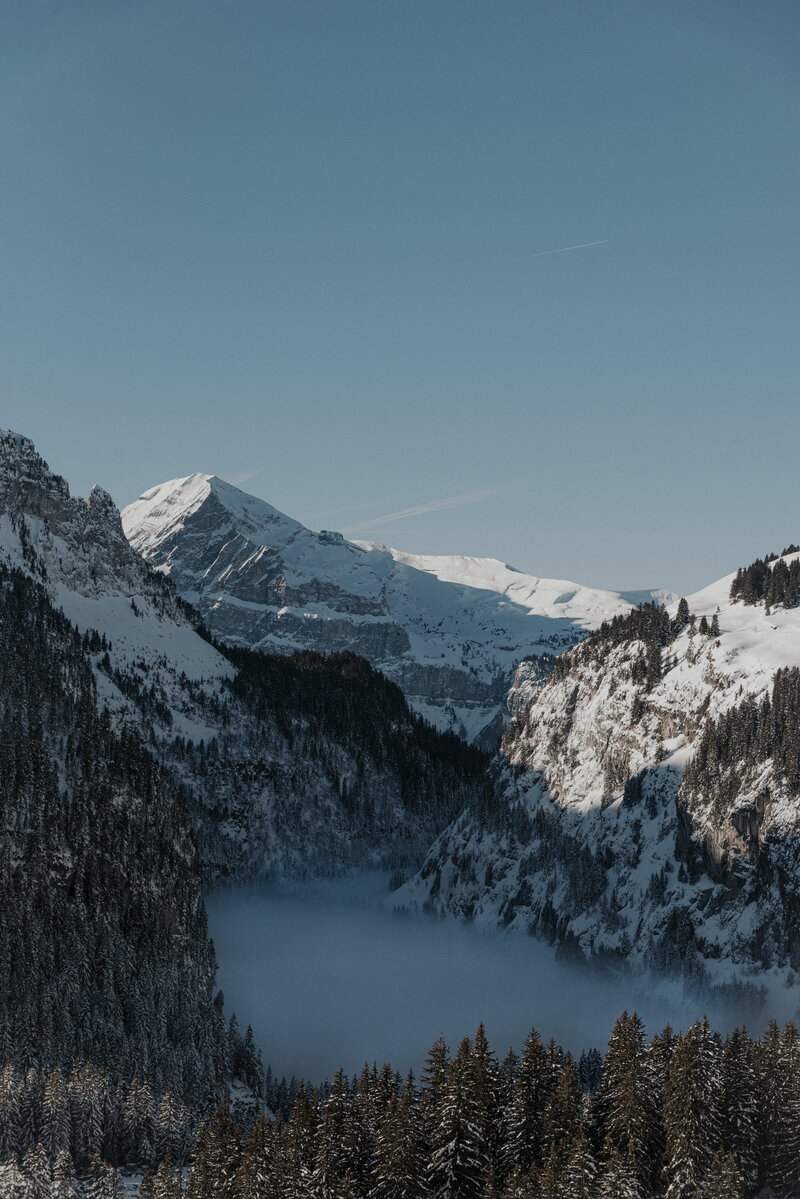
[0,430,487,883]
[122,472,668,743]
[395,573,800,988]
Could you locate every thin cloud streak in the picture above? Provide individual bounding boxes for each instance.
[345,486,504,532]
[495,239,609,264]
[229,468,262,486]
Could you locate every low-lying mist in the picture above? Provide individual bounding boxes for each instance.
[205,874,793,1084]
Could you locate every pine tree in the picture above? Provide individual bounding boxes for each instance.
[371,1080,427,1199]
[422,1038,450,1125]
[771,1021,800,1197]
[235,1116,273,1199]
[596,1012,657,1195]
[22,1143,50,1199]
[312,1068,350,1199]
[428,1038,489,1199]
[701,1147,743,1198]
[282,1082,317,1198]
[541,1057,580,1166]
[560,1123,597,1199]
[596,1146,639,1199]
[504,1029,550,1176]
[673,598,690,633]
[152,1154,184,1199]
[52,1148,79,1199]
[85,1154,124,1199]
[754,1018,782,1190]
[663,1020,721,1199]
[470,1024,500,1179]
[186,1100,241,1199]
[718,1027,757,1194]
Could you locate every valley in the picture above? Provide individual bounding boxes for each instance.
[205,873,768,1085]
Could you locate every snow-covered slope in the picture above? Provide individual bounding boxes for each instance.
[395,554,800,989]
[0,431,484,879]
[122,473,671,744]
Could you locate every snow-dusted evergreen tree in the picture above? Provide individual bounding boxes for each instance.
[753,1018,782,1191]
[312,1068,351,1199]
[21,1145,49,1199]
[596,1145,640,1199]
[370,1076,427,1199]
[718,1026,757,1194]
[596,1012,657,1196]
[279,1081,318,1198]
[503,1029,550,1177]
[0,1156,31,1199]
[540,1056,581,1172]
[770,1021,800,1197]
[234,1117,274,1199]
[469,1025,499,1177]
[51,1149,78,1199]
[85,1154,124,1199]
[427,1038,488,1199]
[41,1069,71,1163]
[422,1038,450,1128]
[560,1123,597,1198]
[185,1100,240,1199]
[663,1019,721,1199]
[0,1067,21,1161]
[701,1147,744,1199]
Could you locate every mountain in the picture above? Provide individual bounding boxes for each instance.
[121,472,672,746]
[395,549,800,991]
[0,427,495,1150]
[0,432,484,884]
[0,432,232,1123]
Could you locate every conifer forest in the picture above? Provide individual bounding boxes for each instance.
[5,0,800,1193]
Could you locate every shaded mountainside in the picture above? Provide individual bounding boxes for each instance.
[0,431,488,883]
[0,564,227,1109]
[396,553,800,986]
[122,472,671,745]
[0,431,494,1136]
[169,644,489,880]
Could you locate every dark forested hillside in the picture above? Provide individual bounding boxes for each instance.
[164,645,490,882]
[0,565,232,1111]
[222,645,488,820]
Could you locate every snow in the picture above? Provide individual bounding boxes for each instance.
[122,473,674,740]
[400,549,800,990]
[56,587,231,683]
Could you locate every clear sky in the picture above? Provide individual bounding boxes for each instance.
[2,0,798,596]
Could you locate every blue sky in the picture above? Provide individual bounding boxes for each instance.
[2,0,798,594]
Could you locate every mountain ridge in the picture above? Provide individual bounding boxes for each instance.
[0,430,485,882]
[122,470,674,744]
[394,549,800,992]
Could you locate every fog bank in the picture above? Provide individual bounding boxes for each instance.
[205,874,791,1084]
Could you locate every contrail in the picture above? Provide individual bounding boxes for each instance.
[346,486,503,532]
[496,239,608,264]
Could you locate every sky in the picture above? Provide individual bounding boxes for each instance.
[1,0,799,595]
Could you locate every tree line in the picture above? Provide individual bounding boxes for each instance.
[730,546,800,609]
[136,1012,800,1199]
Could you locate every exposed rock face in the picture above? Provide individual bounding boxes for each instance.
[121,472,669,743]
[0,430,485,883]
[395,563,800,988]
[0,431,182,606]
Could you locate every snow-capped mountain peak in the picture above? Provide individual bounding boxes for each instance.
[123,474,673,744]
